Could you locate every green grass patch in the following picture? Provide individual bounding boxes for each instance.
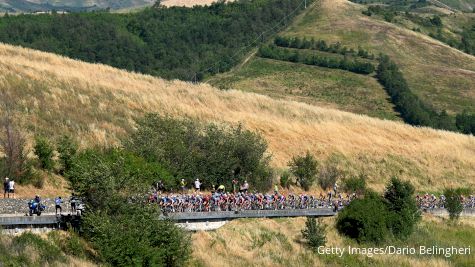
[209,58,399,120]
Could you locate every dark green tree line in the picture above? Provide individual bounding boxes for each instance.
[258,45,375,74]
[0,0,311,81]
[377,55,475,134]
[274,36,375,59]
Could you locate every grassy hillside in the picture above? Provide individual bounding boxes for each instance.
[0,0,154,12]
[439,0,475,11]
[211,0,475,117]
[0,44,474,192]
[285,0,475,114]
[0,231,97,267]
[190,215,475,267]
[209,57,399,120]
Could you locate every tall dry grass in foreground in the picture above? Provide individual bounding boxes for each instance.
[0,43,474,191]
[190,215,474,267]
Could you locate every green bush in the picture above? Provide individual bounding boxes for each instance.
[57,135,78,174]
[383,177,420,239]
[84,206,191,267]
[336,191,389,244]
[34,136,55,171]
[66,148,173,211]
[342,174,366,194]
[11,232,67,265]
[302,217,326,251]
[337,178,421,243]
[288,151,318,191]
[444,188,464,221]
[280,170,291,189]
[127,114,273,191]
[318,163,341,191]
[67,147,192,266]
[48,230,97,261]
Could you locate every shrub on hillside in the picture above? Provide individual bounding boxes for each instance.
[336,191,389,244]
[280,170,291,189]
[66,149,174,210]
[302,217,326,251]
[444,188,464,221]
[318,163,341,191]
[34,136,55,171]
[337,178,421,243]
[288,151,318,191]
[455,111,475,135]
[84,207,191,267]
[57,135,78,174]
[383,177,420,239]
[11,232,67,265]
[67,148,191,266]
[126,114,273,191]
[342,174,367,195]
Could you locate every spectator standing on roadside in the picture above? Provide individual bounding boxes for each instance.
[180,179,186,193]
[157,180,164,194]
[232,179,238,193]
[3,177,9,198]
[8,179,15,199]
[55,196,63,215]
[194,179,201,192]
[70,193,77,213]
[241,180,249,193]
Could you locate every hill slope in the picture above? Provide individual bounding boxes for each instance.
[0,43,474,191]
[191,216,475,267]
[211,0,475,117]
[0,0,154,12]
[439,0,475,11]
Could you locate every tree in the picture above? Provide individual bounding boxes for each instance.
[430,16,442,27]
[0,90,27,180]
[342,174,366,195]
[288,151,318,191]
[67,148,190,266]
[34,136,55,171]
[318,163,341,191]
[126,114,273,191]
[57,135,78,174]
[383,177,420,239]
[336,191,389,244]
[280,170,291,189]
[301,217,326,251]
[444,188,464,222]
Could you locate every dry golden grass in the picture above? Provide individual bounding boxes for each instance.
[190,215,471,267]
[0,43,474,192]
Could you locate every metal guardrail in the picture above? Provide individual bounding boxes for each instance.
[0,214,59,226]
[166,208,336,221]
[0,209,335,228]
[1,208,473,229]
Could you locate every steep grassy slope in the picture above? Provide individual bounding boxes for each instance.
[209,57,399,120]
[190,215,475,267]
[0,0,154,12]
[284,0,475,114]
[439,0,475,11]
[0,231,97,267]
[0,44,474,191]
[211,0,475,117]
